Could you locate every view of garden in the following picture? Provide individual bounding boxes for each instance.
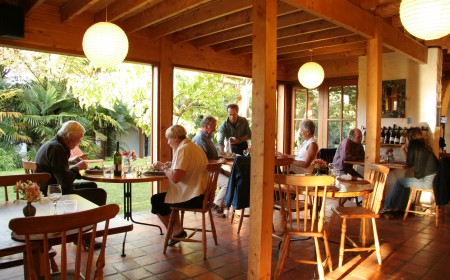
[0,47,251,212]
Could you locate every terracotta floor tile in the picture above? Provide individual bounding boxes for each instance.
[2,200,450,279]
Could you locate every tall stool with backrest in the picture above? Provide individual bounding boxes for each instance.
[163,162,222,259]
[9,204,119,280]
[0,173,51,270]
[403,188,440,227]
[273,174,335,280]
[328,163,390,267]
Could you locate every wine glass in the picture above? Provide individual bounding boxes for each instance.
[47,184,62,215]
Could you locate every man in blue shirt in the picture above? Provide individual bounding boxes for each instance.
[192,115,219,160]
[217,104,251,155]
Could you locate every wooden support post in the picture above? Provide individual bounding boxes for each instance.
[154,37,173,193]
[248,0,277,279]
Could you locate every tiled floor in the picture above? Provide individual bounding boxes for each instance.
[1,198,449,279]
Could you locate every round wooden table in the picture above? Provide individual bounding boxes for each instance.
[81,172,167,255]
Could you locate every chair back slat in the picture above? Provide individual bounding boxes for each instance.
[9,204,119,280]
[203,162,222,210]
[364,163,390,214]
[274,175,334,234]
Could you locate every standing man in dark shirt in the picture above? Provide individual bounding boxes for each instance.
[217,104,251,155]
[35,121,107,206]
[332,128,365,177]
[192,115,219,160]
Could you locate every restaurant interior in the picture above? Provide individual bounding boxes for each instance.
[1,0,450,279]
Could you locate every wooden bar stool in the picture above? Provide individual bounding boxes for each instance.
[403,188,441,227]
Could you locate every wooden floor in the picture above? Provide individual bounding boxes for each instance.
[1,198,450,280]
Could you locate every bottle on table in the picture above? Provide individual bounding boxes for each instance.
[394,127,401,144]
[389,124,396,144]
[114,141,122,176]
[384,127,391,144]
[380,126,386,143]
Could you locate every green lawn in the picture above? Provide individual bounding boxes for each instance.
[0,160,152,214]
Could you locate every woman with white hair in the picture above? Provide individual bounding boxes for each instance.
[151,124,208,245]
[289,119,318,174]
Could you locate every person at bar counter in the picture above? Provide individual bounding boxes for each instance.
[332,128,365,178]
[217,104,251,155]
[151,125,209,246]
[382,127,438,218]
[35,121,107,206]
[285,119,318,174]
[192,115,219,160]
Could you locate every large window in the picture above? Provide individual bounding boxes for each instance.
[328,85,357,148]
[292,87,319,153]
[291,80,358,152]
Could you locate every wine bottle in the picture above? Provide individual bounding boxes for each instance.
[113,141,122,176]
[380,127,386,143]
[389,125,395,144]
[399,127,407,144]
[394,127,401,144]
[384,127,390,144]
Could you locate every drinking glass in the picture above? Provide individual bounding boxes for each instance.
[47,184,62,215]
[103,165,112,178]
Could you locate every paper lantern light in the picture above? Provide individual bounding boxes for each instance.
[82,22,129,68]
[400,0,450,40]
[298,62,325,89]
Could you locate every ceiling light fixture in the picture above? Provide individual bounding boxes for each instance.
[400,0,450,40]
[82,1,129,68]
[298,50,324,89]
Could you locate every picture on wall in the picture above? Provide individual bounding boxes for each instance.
[382,79,406,118]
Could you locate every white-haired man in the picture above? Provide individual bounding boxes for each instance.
[35,121,107,206]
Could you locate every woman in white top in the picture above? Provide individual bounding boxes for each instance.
[151,125,208,245]
[289,119,318,174]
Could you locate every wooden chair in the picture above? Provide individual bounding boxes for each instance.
[403,188,441,227]
[163,162,222,259]
[0,173,51,270]
[22,159,37,174]
[9,204,119,280]
[273,174,335,280]
[328,163,390,267]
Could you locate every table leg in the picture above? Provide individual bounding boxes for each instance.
[121,182,163,256]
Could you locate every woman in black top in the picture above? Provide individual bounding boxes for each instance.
[383,127,438,213]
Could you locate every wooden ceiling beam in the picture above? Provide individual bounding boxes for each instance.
[172,9,252,43]
[279,27,353,48]
[282,0,427,63]
[120,0,215,34]
[192,25,252,47]
[212,36,252,52]
[20,0,46,15]
[278,41,367,60]
[94,0,162,23]
[280,48,367,64]
[172,2,298,43]
[60,0,99,23]
[232,24,356,56]
[277,34,365,55]
[278,20,337,39]
[144,0,252,40]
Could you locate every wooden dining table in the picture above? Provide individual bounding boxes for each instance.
[344,160,409,170]
[81,171,167,255]
[0,194,133,275]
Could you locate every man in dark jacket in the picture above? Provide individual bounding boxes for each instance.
[35,121,107,206]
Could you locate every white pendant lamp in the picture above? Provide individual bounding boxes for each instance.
[298,50,324,89]
[400,0,450,40]
[82,22,128,68]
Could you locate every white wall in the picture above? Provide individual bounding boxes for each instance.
[358,49,439,137]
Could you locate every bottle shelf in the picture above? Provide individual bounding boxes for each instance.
[381,143,402,147]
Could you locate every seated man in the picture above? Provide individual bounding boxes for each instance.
[332,128,365,178]
[35,121,107,206]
